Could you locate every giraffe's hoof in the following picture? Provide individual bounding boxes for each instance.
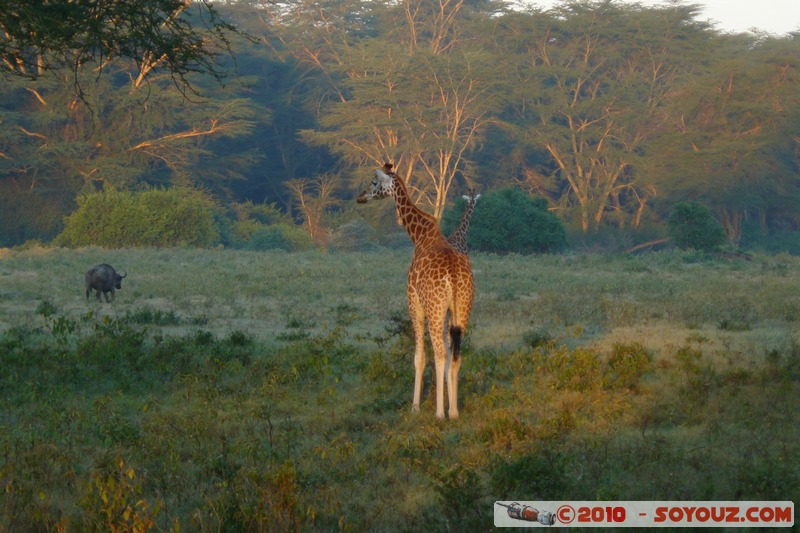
[411,405,420,414]
[436,412,446,420]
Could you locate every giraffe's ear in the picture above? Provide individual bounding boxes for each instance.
[474,194,481,201]
[462,195,470,201]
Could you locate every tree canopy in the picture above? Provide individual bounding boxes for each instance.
[0,0,239,93]
[1,0,799,252]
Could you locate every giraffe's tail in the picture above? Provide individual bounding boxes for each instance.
[450,325,462,362]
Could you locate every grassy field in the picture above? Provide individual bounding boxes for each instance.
[1,246,799,530]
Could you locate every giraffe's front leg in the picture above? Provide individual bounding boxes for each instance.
[409,290,426,414]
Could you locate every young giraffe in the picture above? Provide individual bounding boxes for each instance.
[447,189,481,255]
[358,163,475,419]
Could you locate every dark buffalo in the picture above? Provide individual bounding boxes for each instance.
[85,264,127,302]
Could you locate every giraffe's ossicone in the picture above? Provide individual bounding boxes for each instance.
[358,163,475,420]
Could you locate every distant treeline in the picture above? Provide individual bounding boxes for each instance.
[1,0,798,251]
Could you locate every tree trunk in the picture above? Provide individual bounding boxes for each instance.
[719,208,742,246]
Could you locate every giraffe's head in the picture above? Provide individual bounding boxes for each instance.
[357,163,396,204]
[462,189,481,205]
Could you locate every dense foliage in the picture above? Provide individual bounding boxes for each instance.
[1,0,799,251]
[0,0,238,90]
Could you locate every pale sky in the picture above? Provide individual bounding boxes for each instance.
[527,0,800,36]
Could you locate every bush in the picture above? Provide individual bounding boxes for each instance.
[54,188,219,248]
[233,201,289,226]
[426,466,488,531]
[223,202,315,251]
[667,202,726,251]
[605,342,653,390]
[328,220,380,252]
[441,187,566,254]
[490,451,568,499]
[245,224,314,251]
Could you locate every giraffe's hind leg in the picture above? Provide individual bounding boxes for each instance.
[409,290,426,413]
[447,267,473,420]
[447,341,462,420]
[442,310,452,382]
[441,310,459,419]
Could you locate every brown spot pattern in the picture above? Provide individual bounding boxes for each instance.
[357,164,475,419]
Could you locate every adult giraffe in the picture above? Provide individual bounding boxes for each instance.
[358,163,475,420]
[447,189,481,255]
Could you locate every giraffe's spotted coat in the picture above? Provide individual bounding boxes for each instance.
[357,163,475,420]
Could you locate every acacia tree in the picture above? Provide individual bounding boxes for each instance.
[286,174,339,246]
[303,46,498,218]
[0,49,261,244]
[649,33,800,244]
[1,65,258,188]
[494,1,712,232]
[0,0,262,245]
[265,0,503,219]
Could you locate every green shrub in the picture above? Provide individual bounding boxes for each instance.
[76,316,148,374]
[543,345,603,391]
[245,224,314,251]
[426,465,488,531]
[233,201,289,226]
[125,307,182,326]
[328,220,380,252]
[441,187,566,254]
[221,201,315,251]
[54,188,219,248]
[605,342,653,390]
[490,451,568,499]
[523,329,554,349]
[35,299,58,319]
[667,202,726,251]
[79,457,161,531]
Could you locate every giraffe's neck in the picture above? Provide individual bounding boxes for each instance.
[390,174,447,250]
[450,202,475,249]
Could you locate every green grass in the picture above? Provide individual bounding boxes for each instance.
[0,246,799,530]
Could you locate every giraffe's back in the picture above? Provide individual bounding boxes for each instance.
[409,246,474,328]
